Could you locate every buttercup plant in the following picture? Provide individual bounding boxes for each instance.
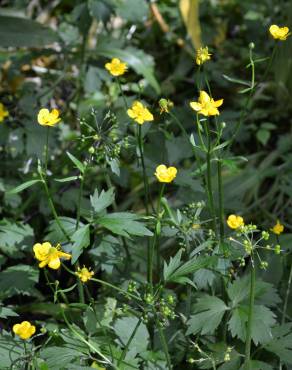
[2,3,292,370]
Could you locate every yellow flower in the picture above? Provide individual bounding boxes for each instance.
[196,46,212,66]
[190,91,223,117]
[37,108,61,127]
[127,101,154,125]
[155,164,177,183]
[227,214,244,229]
[105,58,127,76]
[0,103,9,123]
[269,25,290,41]
[33,242,71,270]
[76,266,94,283]
[270,220,284,235]
[159,98,174,114]
[13,321,36,340]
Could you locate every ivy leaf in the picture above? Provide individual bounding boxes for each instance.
[0,265,39,299]
[97,212,153,238]
[90,188,115,213]
[71,224,90,264]
[187,296,229,335]
[264,323,292,364]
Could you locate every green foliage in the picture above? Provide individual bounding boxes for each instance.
[0,0,292,368]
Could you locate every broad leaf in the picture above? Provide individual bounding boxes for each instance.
[90,188,115,213]
[71,224,90,264]
[187,296,229,335]
[97,212,153,238]
[0,16,58,47]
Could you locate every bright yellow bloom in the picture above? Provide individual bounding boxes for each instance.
[105,58,127,76]
[0,103,9,123]
[13,321,36,340]
[37,108,61,127]
[127,101,154,124]
[155,164,177,183]
[190,91,223,117]
[227,214,244,229]
[271,220,284,235]
[76,266,94,283]
[196,46,212,66]
[33,242,71,270]
[269,25,290,40]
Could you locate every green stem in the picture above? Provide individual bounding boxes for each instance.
[244,257,256,370]
[282,263,292,325]
[44,127,50,177]
[117,318,142,366]
[76,166,87,231]
[228,44,257,150]
[156,320,172,369]
[205,121,217,234]
[116,77,128,109]
[279,262,292,370]
[217,160,224,243]
[138,125,150,215]
[148,184,165,287]
[40,175,71,243]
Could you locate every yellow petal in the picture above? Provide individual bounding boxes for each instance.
[214,98,223,108]
[199,91,211,104]
[190,102,201,111]
[48,257,61,270]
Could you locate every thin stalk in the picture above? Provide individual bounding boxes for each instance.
[279,264,292,370]
[217,160,224,243]
[281,262,292,325]
[244,257,256,370]
[148,184,165,287]
[156,320,172,369]
[116,77,128,109]
[205,121,217,234]
[76,166,87,231]
[228,44,256,149]
[40,175,71,243]
[138,125,150,214]
[117,317,142,366]
[44,127,50,177]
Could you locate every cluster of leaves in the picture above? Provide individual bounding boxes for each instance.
[0,0,292,369]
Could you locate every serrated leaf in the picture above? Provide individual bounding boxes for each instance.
[264,323,292,364]
[45,217,82,244]
[71,224,90,264]
[7,179,41,194]
[0,264,39,299]
[97,212,153,238]
[0,306,19,319]
[114,316,149,353]
[187,296,229,335]
[90,188,115,213]
[228,304,276,344]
